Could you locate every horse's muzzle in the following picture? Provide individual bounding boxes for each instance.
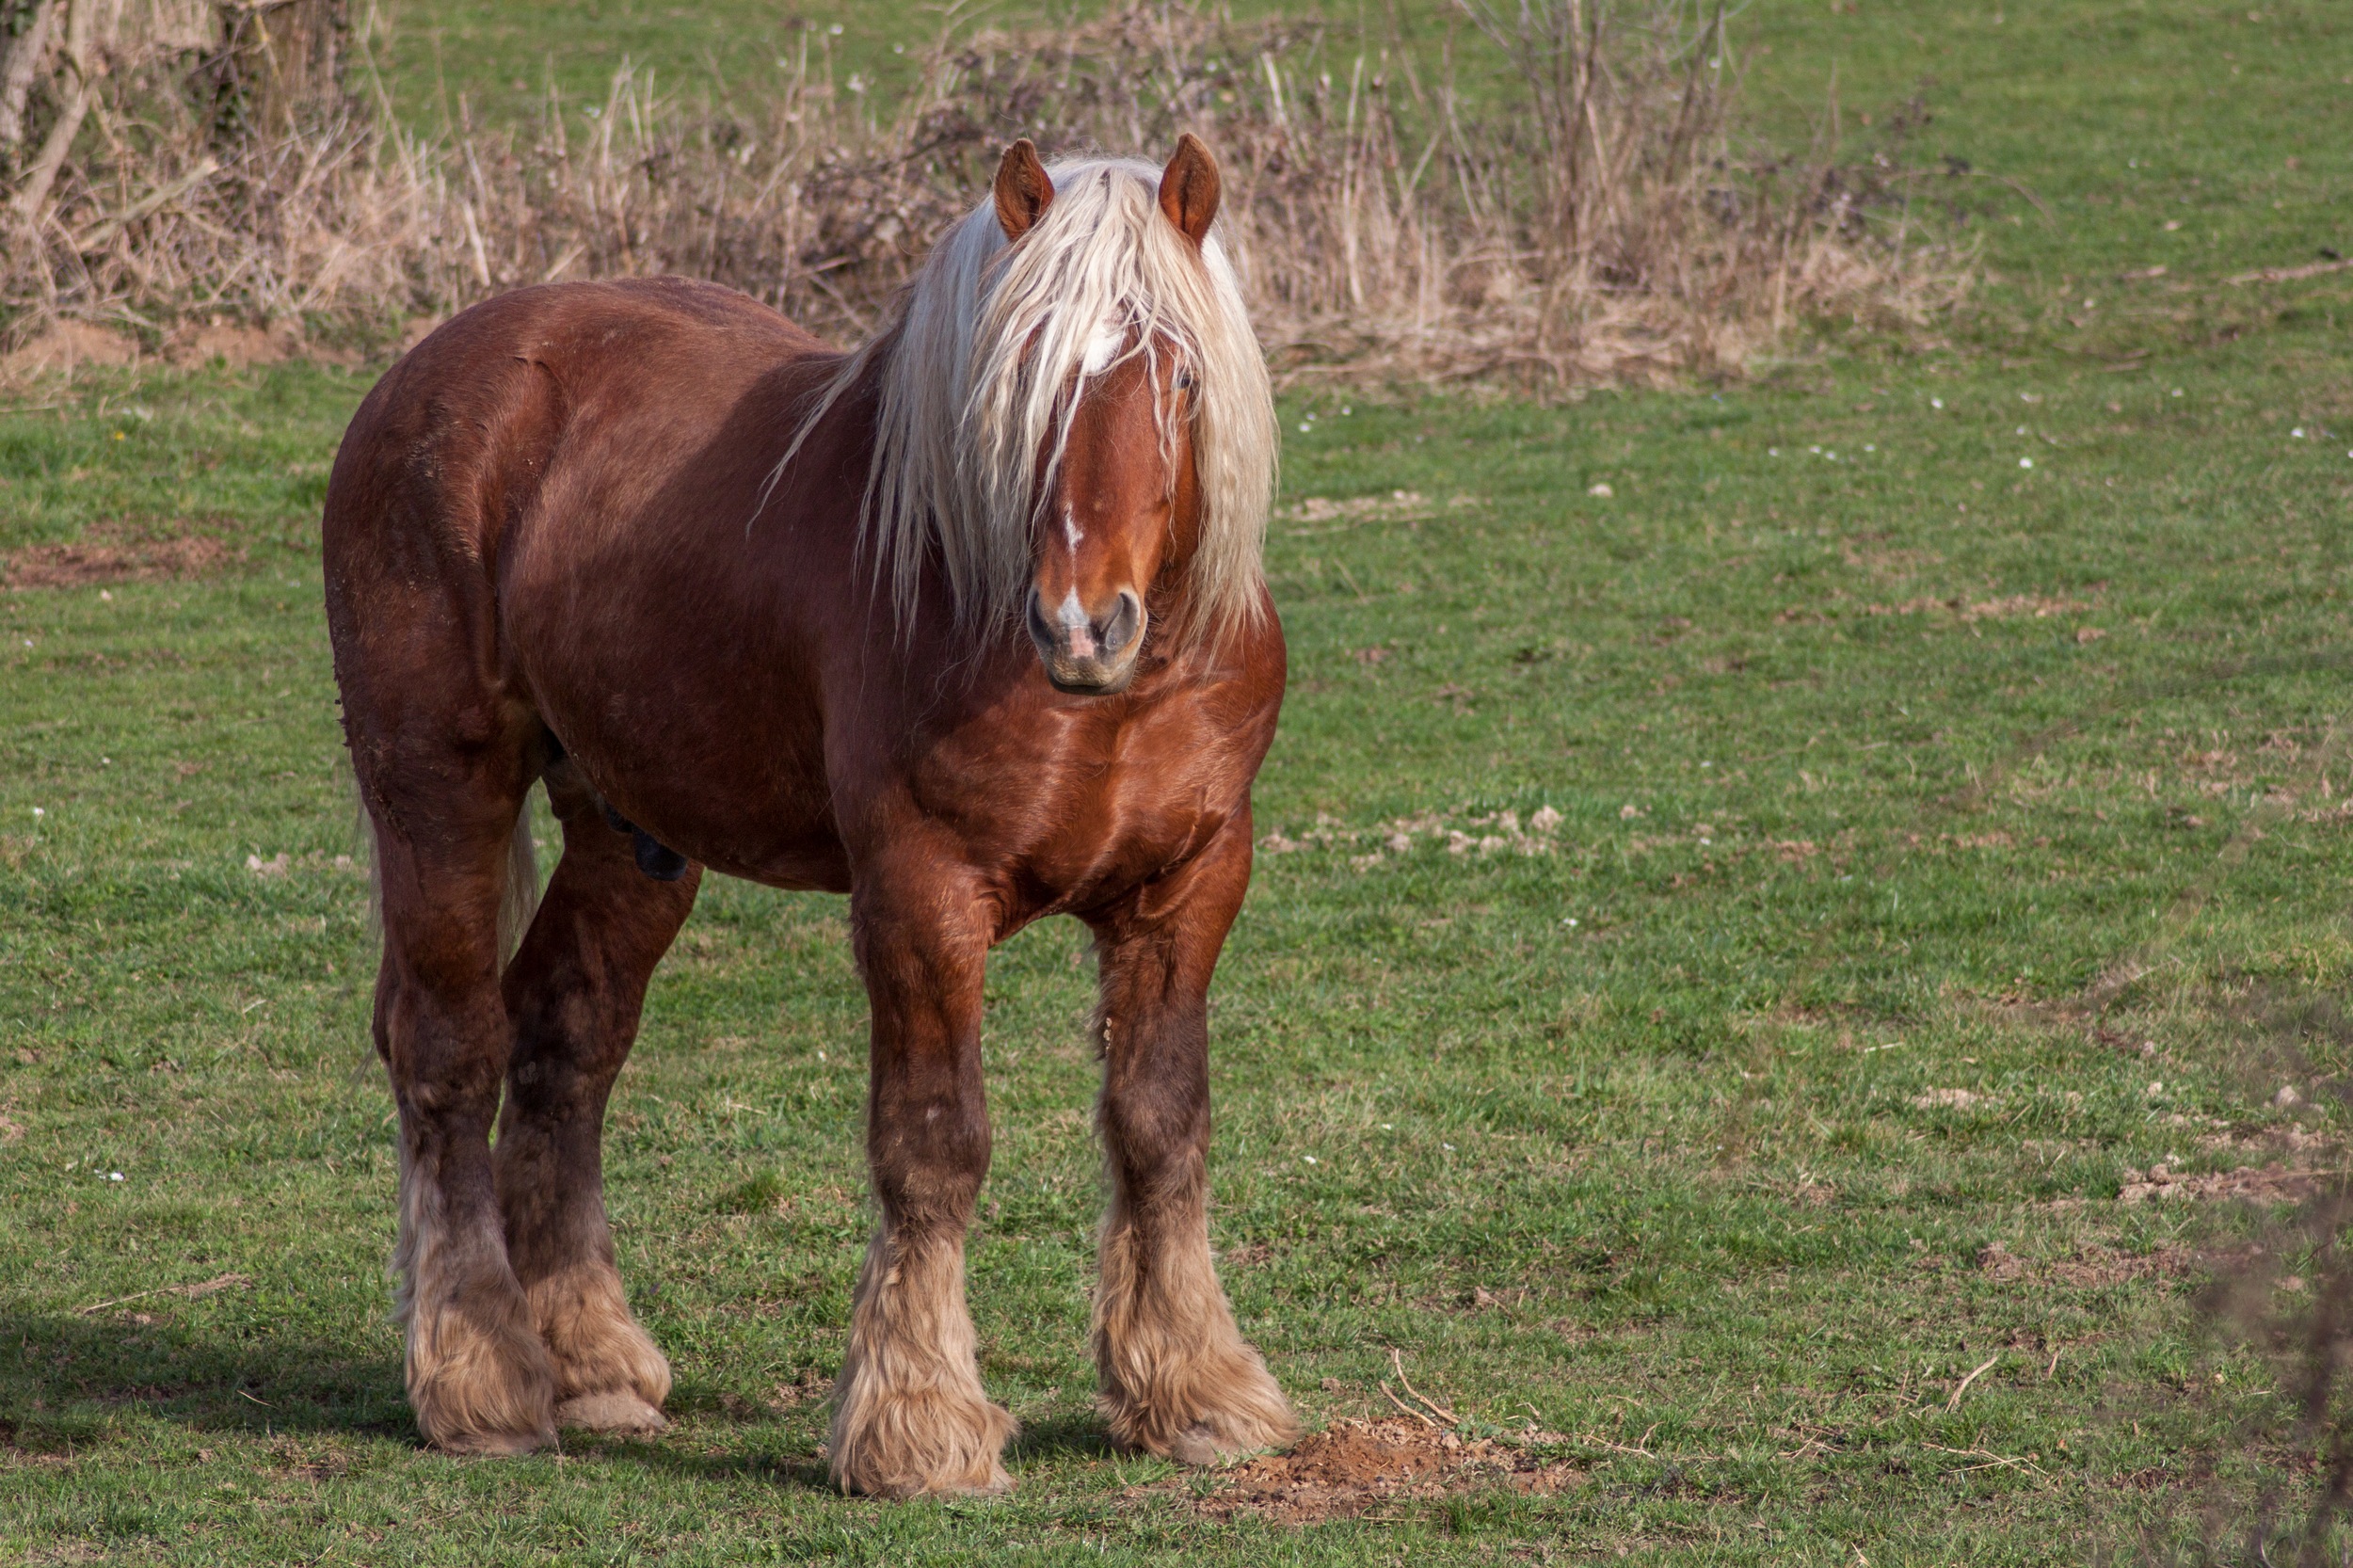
[1027,585,1144,694]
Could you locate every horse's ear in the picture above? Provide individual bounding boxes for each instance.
[1157,133,1221,247]
[994,139,1055,241]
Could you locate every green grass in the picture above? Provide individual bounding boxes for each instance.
[7,0,2353,1561]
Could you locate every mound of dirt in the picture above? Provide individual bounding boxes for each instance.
[1188,1418,1581,1524]
[4,523,240,589]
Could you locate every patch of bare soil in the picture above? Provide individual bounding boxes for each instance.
[2117,1161,2330,1206]
[1977,1240,2201,1287]
[1776,590,2102,629]
[1862,591,2097,622]
[2200,1120,2331,1156]
[1278,491,1480,531]
[162,321,296,368]
[766,1366,833,1410]
[3,321,138,375]
[264,1436,356,1483]
[1182,1418,1581,1524]
[4,522,241,588]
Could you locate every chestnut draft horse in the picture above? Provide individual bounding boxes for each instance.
[322,136,1297,1496]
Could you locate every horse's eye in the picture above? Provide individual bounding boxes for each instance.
[1173,370,1195,392]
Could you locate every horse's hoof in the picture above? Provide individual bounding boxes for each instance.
[432,1424,555,1457]
[1166,1425,1223,1466]
[958,1469,1016,1498]
[406,1284,560,1460]
[828,1384,1017,1499]
[556,1390,669,1433]
[856,1466,1016,1500]
[1098,1335,1299,1464]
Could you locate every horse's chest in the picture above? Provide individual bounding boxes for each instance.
[920,695,1258,907]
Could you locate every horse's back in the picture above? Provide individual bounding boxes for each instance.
[326,278,823,572]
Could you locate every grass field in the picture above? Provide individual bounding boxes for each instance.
[6,1,2353,1562]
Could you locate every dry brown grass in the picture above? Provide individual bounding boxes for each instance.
[1,1,1970,388]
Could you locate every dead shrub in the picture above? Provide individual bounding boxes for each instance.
[1,1,1970,388]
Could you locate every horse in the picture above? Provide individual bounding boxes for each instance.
[321,135,1298,1497]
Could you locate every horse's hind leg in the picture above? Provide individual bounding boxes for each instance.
[494,760,698,1434]
[1086,819,1298,1464]
[367,768,557,1455]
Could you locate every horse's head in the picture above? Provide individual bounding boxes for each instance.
[809,137,1270,681]
[992,136,1223,696]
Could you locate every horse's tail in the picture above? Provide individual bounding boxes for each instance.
[353,767,383,954]
[350,771,541,970]
[497,797,540,968]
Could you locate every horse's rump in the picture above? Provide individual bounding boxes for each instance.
[327,277,859,888]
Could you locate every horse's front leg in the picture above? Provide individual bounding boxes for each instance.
[828,853,1015,1497]
[1087,818,1298,1464]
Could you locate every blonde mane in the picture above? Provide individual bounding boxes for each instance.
[787,156,1276,646]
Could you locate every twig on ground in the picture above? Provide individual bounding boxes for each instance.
[1389,1347,1459,1425]
[1379,1382,1442,1428]
[75,1272,251,1315]
[1575,1425,1660,1457]
[1945,1353,2002,1413]
[2226,258,2353,286]
[1922,1441,2050,1481]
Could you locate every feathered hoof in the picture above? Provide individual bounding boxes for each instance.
[829,1382,1017,1499]
[531,1260,675,1416]
[430,1422,556,1457]
[1103,1344,1298,1464]
[409,1298,559,1457]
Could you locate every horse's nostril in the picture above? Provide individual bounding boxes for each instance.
[1096,591,1143,655]
[1026,587,1054,648]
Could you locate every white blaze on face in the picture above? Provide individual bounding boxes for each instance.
[1081,320,1124,376]
[1050,317,1127,660]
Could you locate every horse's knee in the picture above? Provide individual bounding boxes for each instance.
[865,1059,994,1227]
[1098,1079,1209,1198]
[870,1128,990,1232]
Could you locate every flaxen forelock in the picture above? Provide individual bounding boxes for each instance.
[789,156,1276,647]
